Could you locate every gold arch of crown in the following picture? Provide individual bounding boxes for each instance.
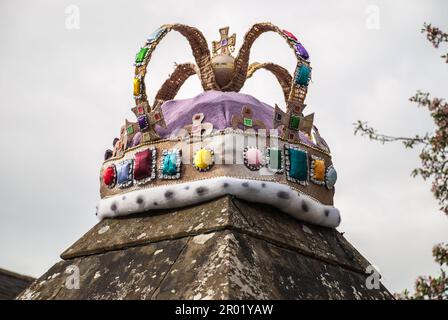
[131,22,313,142]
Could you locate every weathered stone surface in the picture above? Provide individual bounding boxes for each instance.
[18,196,393,300]
[0,268,34,300]
[225,231,390,299]
[62,196,368,274]
[61,196,233,260]
[19,237,188,300]
[154,230,390,300]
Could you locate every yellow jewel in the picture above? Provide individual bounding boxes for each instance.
[133,78,141,96]
[141,132,151,142]
[313,159,325,181]
[194,149,213,170]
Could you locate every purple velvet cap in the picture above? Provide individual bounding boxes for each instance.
[156,91,275,137]
[154,90,320,149]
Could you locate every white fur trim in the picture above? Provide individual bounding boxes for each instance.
[96,177,341,228]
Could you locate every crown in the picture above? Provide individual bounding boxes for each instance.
[97,23,340,228]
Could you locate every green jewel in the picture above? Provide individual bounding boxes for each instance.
[243,118,253,127]
[269,149,282,170]
[289,148,307,181]
[289,115,300,130]
[135,47,149,63]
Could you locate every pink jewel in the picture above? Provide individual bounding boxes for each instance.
[246,148,261,166]
[138,106,144,114]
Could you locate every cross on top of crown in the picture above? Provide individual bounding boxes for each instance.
[212,27,236,56]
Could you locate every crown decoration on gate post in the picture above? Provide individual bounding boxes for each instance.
[99,23,341,229]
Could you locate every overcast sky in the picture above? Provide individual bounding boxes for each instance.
[0,0,447,295]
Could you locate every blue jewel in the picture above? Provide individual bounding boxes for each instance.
[326,166,337,188]
[295,65,311,86]
[147,27,166,44]
[117,160,133,186]
[163,152,177,175]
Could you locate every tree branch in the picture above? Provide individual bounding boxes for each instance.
[353,120,430,147]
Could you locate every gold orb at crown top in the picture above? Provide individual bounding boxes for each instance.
[211,54,235,88]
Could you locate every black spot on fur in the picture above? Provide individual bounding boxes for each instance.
[324,209,330,217]
[277,191,290,199]
[301,201,309,212]
[261,183,266,188]
[196,187,209,196]
[153,201,158,206]
[122,196,126,200]
[338,215,341,224]
[242,182,249,187]
[184,185,190,190]
[223,183,229,188]
[136,196,144,205]
[111,203,117,211]
[165,190,175,199]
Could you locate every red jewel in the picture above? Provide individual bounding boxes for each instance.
[153,113,161,121]
[193,114,201,120]
[103,166,116,186]
[282,29,298,41]
[134,149,152,180]
[138,106,144,114]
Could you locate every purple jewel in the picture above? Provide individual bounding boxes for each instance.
[137,115,149,131]
[295,43,309,60]
[221,39,228,46]
[132,132,142,147]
